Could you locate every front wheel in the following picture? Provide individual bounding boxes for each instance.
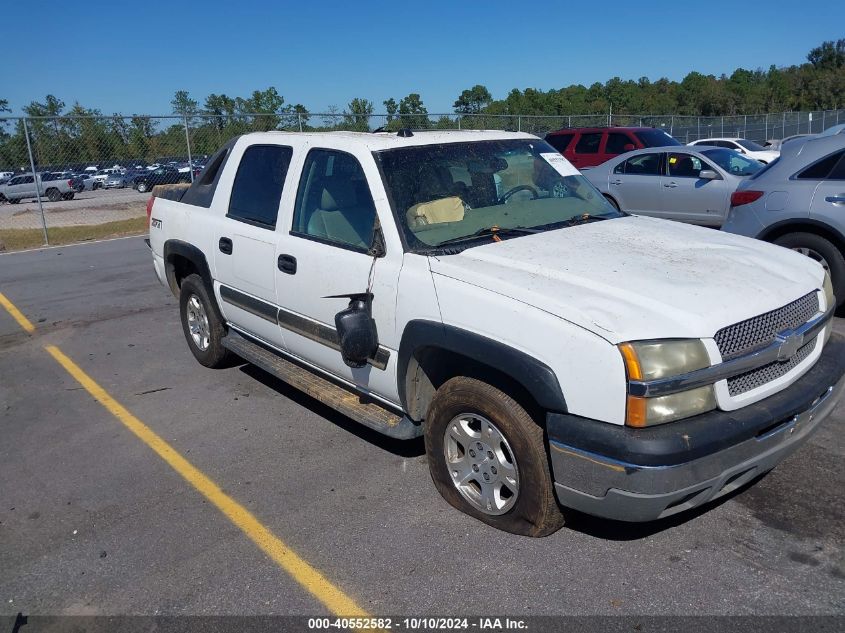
[424,377,565,537]
[137,181,148,193]
[774,232,845,307]
[179,274,234,368]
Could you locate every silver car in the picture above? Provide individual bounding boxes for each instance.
[583,146,762,226]
[105,173,130,189]
[722,134,845,307]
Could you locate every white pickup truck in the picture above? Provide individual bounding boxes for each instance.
[147,130,843,536]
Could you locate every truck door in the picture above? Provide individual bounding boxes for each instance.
[212,143,294,348]
[273,147,402,404]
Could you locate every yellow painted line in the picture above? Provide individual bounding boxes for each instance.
[43,344,368,617]
[0,291,36,334]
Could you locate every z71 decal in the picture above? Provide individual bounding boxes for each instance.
[150,218,162,229]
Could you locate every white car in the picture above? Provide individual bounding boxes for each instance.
[687,137,779,163]
[147,130,843,536]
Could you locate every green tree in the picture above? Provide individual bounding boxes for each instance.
[383,98,398,122]
[807,39,845,70]
[171,90,198,118]
[398,93,429,128]
[453,85,492,114]
[344,98,374,131]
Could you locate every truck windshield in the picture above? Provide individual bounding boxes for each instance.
[375,139,623,252]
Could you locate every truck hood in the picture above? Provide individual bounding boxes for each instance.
[429,215,824,344]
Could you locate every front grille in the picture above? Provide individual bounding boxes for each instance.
[727,338,817,396]
[715,292,819,360]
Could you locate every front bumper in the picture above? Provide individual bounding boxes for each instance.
[547,334,845,522]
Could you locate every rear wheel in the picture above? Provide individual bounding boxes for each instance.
[8,197,19,204]
[773,232,845,307]
[137,181,148,193]
[179,274,234,368]
[47,188,62,202]
[424,377,565,537]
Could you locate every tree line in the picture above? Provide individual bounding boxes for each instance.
[1,39,843,169]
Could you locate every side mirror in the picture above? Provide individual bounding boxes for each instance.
[334,293,378,368]
[699,169,719,180]
[623,143,636,151]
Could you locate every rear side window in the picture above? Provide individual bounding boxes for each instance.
[620,153,661,175]
[605,133,633,154]
[546,133,574,153]
[797,150,845,180]
[574,133,601,154]
[227,144,293,229]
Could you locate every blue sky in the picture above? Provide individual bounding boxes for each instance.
[2,0,842,116]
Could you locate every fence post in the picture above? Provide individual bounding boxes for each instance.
[517,116,521,132]
[765,113,768,141]
[783,112,786,138]
[822,110,826,132]
[457,115,461,130]
[298,113,303,132]
[721,116,724,136]
[669,115,674,135]
[183,116,194,183]
[22,118,49,246]
[743,115,747,138]
[697,118,700,139]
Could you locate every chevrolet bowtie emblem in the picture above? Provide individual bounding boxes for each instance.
[775,330,804,361]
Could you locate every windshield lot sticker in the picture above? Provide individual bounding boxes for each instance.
[540,152,579,176]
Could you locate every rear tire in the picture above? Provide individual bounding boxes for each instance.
[179,273,234,368]
[47,188,61,202]
[8,197,19,204]
[773,232,845,307]
[137,181,148,193]
[424,377,565,537]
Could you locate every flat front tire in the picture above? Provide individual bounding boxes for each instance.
[179,274,233,368]
[424,377,565,537]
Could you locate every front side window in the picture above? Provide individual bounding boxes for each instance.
[375,139,622,253]
[227,144,292,228]
[667,153,707,178]
[574,133,601,154]
[292,149,378,251]
[622,153,661,176]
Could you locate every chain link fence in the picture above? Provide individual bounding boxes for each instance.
[1,109,843,249]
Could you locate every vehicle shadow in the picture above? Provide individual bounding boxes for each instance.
[238,363,426,459]
[562,472,770,540]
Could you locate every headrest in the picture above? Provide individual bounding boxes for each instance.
[406,196,465,228]
[320,178,357,211]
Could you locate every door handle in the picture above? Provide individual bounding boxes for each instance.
[610,179,622,185]
[277,254,297,275]
[663,182,678,188]
[218,237,233,254]
[825,195,845,204]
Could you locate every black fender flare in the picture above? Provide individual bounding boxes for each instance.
[757,218,845,251]
[163,239,213,297]
[397,320,567,417]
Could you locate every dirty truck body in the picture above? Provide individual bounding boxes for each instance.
[148,130,844,536]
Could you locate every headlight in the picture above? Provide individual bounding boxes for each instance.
[822,270,835,311]
[619,339,716,427]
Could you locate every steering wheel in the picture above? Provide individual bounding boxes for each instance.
[499,184,540,204]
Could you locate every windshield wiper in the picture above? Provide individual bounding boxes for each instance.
[436,225,540,248]
[565,213,613,227]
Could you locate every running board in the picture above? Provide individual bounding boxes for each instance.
[222,332,422,440]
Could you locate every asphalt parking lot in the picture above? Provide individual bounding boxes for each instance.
[0,237,843,618]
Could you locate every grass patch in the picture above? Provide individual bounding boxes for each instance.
[0,217,148,252]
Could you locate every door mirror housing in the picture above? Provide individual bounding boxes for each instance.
[333,293,379,368]
[623,143,636,151]
[698,169,719,180]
